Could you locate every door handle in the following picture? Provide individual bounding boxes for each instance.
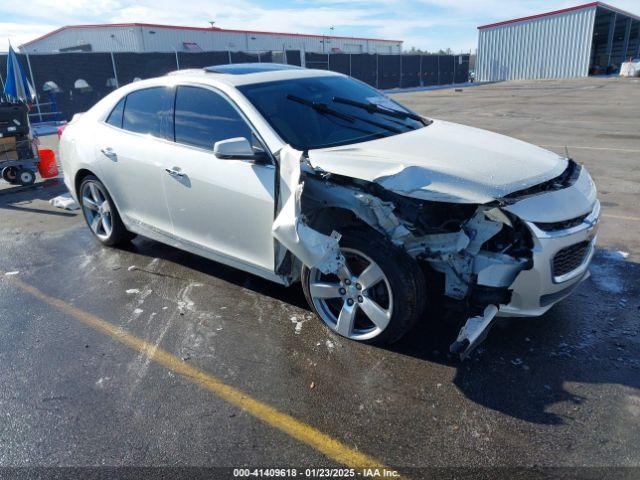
[165,167,185,178]
[100,147,117,159]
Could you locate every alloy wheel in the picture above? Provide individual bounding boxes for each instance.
[81,181,113,241]
[308,247,393,341]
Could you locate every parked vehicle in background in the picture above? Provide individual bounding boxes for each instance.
[59,64,600,358]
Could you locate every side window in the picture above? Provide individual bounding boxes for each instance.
[122,87,172,138]
[174,86,252,150]
[105,97,125,128]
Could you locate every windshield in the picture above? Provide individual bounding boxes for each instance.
[238,76,426,150]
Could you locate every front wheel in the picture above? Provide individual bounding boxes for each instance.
[302,227,426,346]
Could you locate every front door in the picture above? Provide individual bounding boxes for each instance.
[161,85,276,272]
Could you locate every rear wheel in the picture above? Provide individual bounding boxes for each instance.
[79,175,134,246]
[302,227,426,346]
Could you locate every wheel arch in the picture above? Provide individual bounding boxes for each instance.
[74,169,126,223]
[74,168,97,198]
[307,206,380,238]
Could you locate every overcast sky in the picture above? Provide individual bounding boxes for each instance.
[3,0,639,52]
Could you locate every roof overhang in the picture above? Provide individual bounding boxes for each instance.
[478,1,640,30]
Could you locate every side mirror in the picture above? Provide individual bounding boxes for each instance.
[213,137,256,159]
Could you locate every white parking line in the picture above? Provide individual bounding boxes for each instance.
[539,145,640,154]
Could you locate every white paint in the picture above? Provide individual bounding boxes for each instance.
[126,288,140,294]
[309,120,566,204]
[4,271,19,276]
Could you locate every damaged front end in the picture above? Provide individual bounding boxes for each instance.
[272,146,539,359]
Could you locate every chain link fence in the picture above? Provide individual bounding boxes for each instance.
[0,50,469,122]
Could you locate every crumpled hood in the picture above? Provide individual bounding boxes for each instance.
[308,120,567,204]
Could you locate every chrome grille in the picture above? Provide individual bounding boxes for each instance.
[535,214,587,232]
[552,241,590,278]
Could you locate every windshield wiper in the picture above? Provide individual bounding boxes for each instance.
[286,94,355,123]
[332,96,426,123]
[286,94,402,134]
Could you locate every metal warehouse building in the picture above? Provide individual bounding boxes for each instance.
[19,23,402,55]
[476,2,640,82]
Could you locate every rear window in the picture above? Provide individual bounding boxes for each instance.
[105,97,125,128]
[122,87,172,138]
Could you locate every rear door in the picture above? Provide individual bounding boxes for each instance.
[160,85,277,272]
[96,86,174,236]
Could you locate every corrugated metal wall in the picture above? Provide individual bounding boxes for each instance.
[476,6,597,82]
[21,26,402,55]
[22,27,143,53]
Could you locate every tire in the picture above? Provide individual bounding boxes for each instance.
[2,166,18,184]
[16,168,36,186]
[302,227,426,346]
[78,175,134,247]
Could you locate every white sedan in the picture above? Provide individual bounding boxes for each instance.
[59,64,599,357]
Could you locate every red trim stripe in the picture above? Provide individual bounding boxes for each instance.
[20,23,403,48]
[478,1,640,30]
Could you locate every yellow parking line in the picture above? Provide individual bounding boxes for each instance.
[2,273,391,471]
[602,213,640,222]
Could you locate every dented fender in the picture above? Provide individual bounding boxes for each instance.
[271,145,536,360]
[272,146,344,276]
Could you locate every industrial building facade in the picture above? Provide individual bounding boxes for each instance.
[476,2,640,82]
[19,23,403,55]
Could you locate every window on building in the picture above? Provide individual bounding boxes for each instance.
[173,86,252,150]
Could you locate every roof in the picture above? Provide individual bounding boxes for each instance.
[164,64,344,87]
[203,63,304,75]
[478,1,640,30]
[21,23,403,48]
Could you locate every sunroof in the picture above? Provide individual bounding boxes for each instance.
[203,63,304,75]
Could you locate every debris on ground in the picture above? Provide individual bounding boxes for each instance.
[291,316,305,334]
[49,193,80,211]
